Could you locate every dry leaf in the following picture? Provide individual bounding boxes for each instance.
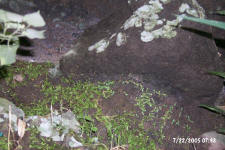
[17,119,26,139]
[216,105,225,111]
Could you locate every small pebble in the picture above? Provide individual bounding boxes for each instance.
[13,74,24,82]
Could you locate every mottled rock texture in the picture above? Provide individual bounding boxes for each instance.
[60,0,224,101]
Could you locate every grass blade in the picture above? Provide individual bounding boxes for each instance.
[183,16,225,30]
[215,10,225,15]
[208,71,225,78]
[199,104,225,116]
[217,128,225,135]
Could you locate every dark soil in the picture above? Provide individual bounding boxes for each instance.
[0,62,224,150]
[0,0,225,150]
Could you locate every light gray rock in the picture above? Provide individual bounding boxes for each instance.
[0,97,25,131]
[27,110,81,146]
[61,110,81,134]
[200,131,225,150]
[65,135,83,148]
[0,97,24,119]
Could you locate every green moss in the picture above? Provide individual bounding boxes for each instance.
[1,62,194,149]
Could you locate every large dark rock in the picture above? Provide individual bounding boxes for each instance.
[60,0,224,100]
[198,0,225,60]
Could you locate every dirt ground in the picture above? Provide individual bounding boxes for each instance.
[0,61,224,150]
[0,0,225,149]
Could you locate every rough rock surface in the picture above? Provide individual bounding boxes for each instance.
[0,97,82,149]
[198,0,225,59]
[197,131,225,150]
[60,0,224,101]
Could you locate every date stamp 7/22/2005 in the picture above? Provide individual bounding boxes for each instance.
[172,137,216,144]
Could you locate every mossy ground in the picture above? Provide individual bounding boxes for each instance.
[0,61,223,150]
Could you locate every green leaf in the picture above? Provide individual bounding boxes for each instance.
[23,11,46,27]
[217,128,225,134]
[6,22,26,30]
[21,29,45,39]
[0,44,19,66]
[91,127,98,132]
[183,16,225,30]
[0,9,46,28]
[84,115,93,122]
[199,104,225,116]
[208,71,225,78]
[0,9,23,23]
[215,10,225,15]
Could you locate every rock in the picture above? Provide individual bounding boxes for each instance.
[197,0,225,58]
[60,0,224,101]
[0,97,24,119]
[0,97,25,132]
[61,110,81,133]
[38,118,54,137]
[65,135,83,148]
[197,131,225,150]
[27,110,81,146]
[48,63,62,78]
[0,0,36,13]
[13,74,24,82]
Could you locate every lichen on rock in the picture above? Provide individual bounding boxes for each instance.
[88,39,110,53]
[116,32,127,46]
[87,0,205,53]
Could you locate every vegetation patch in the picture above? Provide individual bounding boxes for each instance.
[0,62,194,150]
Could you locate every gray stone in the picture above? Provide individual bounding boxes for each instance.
[65,135,83,148]
[62,110,81,133]
[0,97,25,131]
[48,63,62,78]
[199,131,225,150]
[0,97,24,119]
[27,110,81,145]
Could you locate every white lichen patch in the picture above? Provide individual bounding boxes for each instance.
[179,3,190,13]
[191,0,205,18]
[128,0,140,5]
[160,0,171,4]
[64,49,77,57]
[110,33,117,40]
[144,19,157,31]
[116,32,127,46]
[140,16,183,42]
[141,31,154,42]
[179,3,198,17]
[149,0,163,11]
[135,17,142,27]
[157,20,163,25]
[186,9,198,17]
[123,15,138,30]
[123,1,163,31]
[88,39,110,53]
[161,24,177,38]
[88,0,205,53]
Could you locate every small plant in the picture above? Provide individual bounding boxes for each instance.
[0,9,46,66]
[0,136,10,150]
[209,71,225,78]
[199,104,225,134]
